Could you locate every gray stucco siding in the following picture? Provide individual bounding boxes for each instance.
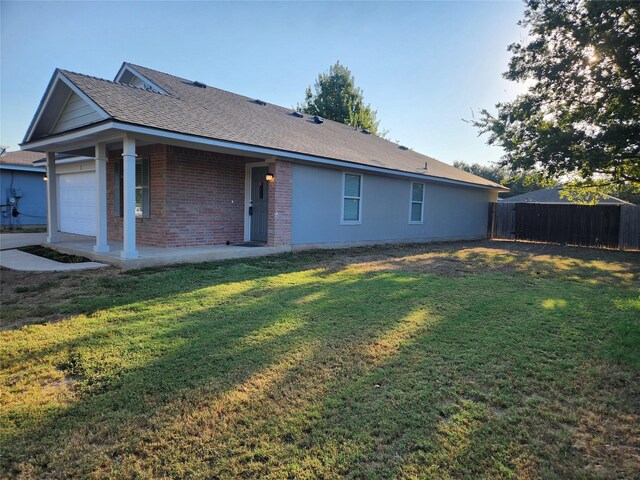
[291,163,494,246]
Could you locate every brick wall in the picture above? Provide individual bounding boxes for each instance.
[267,160,292,246]
[106,144,292,248]
[163,146,249,247]
[107,144,167,246]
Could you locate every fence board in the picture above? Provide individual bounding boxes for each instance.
[490,202,639,250]
[491,203,515,239]
[620,205,640,251]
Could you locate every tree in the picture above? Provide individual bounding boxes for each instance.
[452,161,506,185]
[475,0,640,201]
[299,62,382,135]
[453,160,555,198]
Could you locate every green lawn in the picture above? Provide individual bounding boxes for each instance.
[1,241,638,479]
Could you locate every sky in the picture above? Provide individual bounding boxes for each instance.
[1,0,528,167]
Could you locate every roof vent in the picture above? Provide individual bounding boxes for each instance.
[192,81,207,88]
[361,129,371,135]
[291,111,304,118]
[399,145,409,150]
[254,99,267,106]
[423,162,429,170]
[313,115,324,124]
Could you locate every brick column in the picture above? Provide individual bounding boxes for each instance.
[267,159,292,247]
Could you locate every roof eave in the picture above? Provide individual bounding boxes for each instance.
[21,119,507,191]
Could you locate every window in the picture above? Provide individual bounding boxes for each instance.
[410,182,424,223]
[135,157,150,218]
[114,157,150,218]
[342,173,362,224]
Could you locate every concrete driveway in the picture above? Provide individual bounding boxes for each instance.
[0,232,47,250]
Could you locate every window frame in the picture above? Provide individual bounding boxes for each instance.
[409,182,425,224]
[114,156,150,219]
[341,172,363,225]
[135,157,150,219]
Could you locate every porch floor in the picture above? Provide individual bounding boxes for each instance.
[47,234,291,269]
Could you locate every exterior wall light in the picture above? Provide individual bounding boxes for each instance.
[43,175,48,181]
[265,173,275,182]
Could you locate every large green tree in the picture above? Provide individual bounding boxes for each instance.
[299,62,382,135]
[475,0,640,199]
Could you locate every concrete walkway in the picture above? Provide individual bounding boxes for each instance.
[0,249,108,272]
[0,232,47,250]
[42,235,291,269]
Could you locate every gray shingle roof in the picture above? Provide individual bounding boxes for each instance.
[501,186,630,204]
[56,64,504,189]
[0,150,45,167]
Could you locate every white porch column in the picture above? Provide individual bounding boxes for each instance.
[94,143,110,253]
[45,152,59,243]
[121,134,138,259]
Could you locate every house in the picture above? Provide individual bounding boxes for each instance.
[20,62,506,263]
[0,150,47,229]
[501,186,631,205]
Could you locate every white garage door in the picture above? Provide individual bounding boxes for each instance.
[58,171,96,236]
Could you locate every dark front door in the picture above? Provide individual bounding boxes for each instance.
[250,166,269,242]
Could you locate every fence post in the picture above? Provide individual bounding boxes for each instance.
[487,203,496,239]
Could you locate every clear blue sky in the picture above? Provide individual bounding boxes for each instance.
[1,1,527,166]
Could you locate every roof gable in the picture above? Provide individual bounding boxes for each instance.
[23,70,110,143]
[50,91,103,135]
[114,63,169,95]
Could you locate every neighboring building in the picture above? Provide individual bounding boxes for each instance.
[501,186,631,205]
[0,151,47,228]
[20,62,507,258]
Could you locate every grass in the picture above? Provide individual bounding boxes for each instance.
[1,241,638,479]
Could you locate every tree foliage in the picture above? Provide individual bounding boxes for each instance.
[453,160,556,198]
[475,0,640,199]
[299,62,382,135]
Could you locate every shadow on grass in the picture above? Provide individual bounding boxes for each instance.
[2,241,638,478]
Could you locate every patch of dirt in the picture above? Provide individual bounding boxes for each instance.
[18,245,90,263]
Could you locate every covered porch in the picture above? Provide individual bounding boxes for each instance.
[47,233,291,269]
[21,69,293,264]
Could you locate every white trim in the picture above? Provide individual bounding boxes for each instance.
[121,134,138,259]
[94,142,109,253]
[22,120,508,191]
[22,122,114,151]
[408,182,425,224]
[55,166,96,175]
[341,172,363,225]
[114,63,170,95]
[23,71,110,144]
[33,155,94,167]
[244,161,270,242]
[0,164,45,172]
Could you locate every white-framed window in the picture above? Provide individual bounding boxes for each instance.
[341,173,362,224]
[409,182,424,224]
[114,156,150,218]
[135,157,150,218]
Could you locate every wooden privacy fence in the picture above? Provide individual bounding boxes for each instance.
[488,202,640,251]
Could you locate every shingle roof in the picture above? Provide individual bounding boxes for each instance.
[501,186,630,205]
[0,150,45,167]
[56,64,504,189]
